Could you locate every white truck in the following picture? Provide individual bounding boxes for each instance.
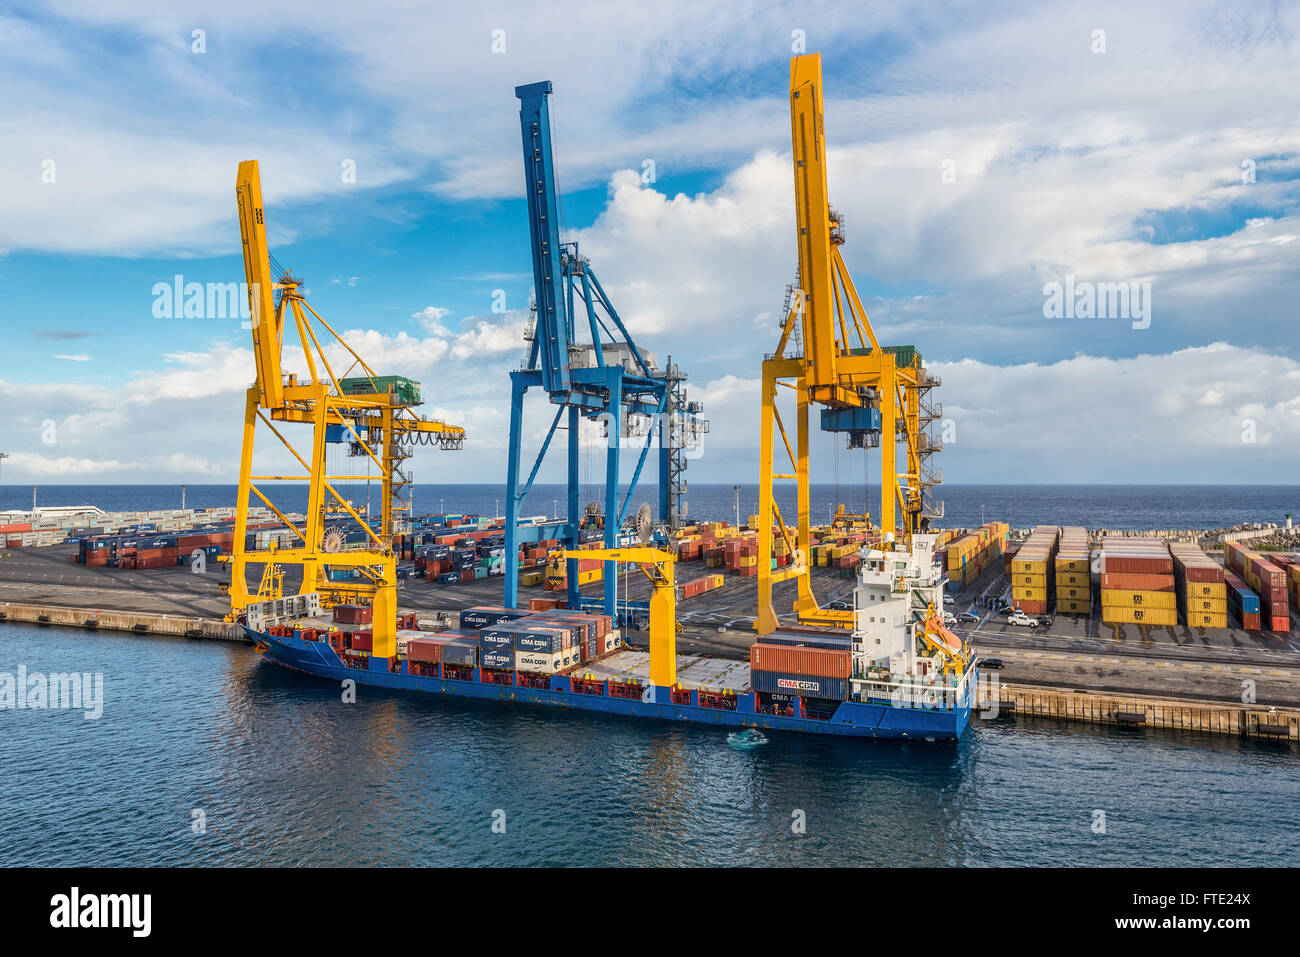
[1007,610,1041,627]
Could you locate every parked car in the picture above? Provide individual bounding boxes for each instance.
[957,611,981,623]
[980,657,1006,671]
[942,594,954,606]
[826,599,852,611]
[943,612,958,626]
[1007,611,1040,627]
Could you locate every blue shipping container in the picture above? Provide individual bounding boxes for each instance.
[750,670,850,701]
[480,648,513,670]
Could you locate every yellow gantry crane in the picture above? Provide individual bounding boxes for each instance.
[226,159,465,658]
[560,545,679,688]
[757,54,939,636]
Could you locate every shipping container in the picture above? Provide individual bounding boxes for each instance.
[333,604,372,625]
[750,670,849,701]
[750,643,851,679]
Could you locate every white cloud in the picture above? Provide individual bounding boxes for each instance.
[411,305,454,336]
[52,353,91,361]
[2,331,1295,485]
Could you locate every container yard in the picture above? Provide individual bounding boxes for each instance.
[0,54,1296,749]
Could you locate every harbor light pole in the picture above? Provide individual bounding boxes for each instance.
[0,452,8,513]
[182,484,187,510]
[32,485,38,513]
[733,485,741,528]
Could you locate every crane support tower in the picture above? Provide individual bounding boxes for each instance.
[227,160,465,658]
[757,54,943,636]
[505,80,707,620]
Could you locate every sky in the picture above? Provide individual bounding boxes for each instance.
[0,0,1297,492]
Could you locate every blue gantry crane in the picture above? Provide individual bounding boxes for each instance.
[504,80,706,621]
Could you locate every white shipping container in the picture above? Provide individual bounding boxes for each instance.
[515,648,565,673]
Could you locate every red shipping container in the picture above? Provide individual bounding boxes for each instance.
[1101,554,1173,574]
[334,604,373,625]
[406,638,443,663]
[1100,572,1175,591]
[750,643,851,680]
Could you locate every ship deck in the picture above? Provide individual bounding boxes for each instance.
[566,650,752,693]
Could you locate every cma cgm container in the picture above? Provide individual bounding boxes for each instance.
[480,648,514,671]
[750,670,850,701]
[459,606,531,629]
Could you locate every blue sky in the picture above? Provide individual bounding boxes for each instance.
[0,0,1298,487]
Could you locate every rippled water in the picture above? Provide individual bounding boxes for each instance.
[2,625,1296,867]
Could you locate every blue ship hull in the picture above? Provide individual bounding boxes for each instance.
[248,628,974,740]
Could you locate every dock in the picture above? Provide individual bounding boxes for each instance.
[987,679,1300,742]
[0,600,245,641]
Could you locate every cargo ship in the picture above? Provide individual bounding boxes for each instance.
[243,533,977,740]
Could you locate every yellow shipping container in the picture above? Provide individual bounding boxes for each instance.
[1101,606,1178,626]
[1058,599,1091,615]
[1183,582,1227,599]
[1100,589,1178,610]
[1056,586,1090,601]
[1183,597,1227,614]
[1056,572,1088,588]
[521,570,544,587]
[1185,612,1229,628]
[1012,585,1048,601]
[1012,557,1050,575]
[1013,572,1048,587]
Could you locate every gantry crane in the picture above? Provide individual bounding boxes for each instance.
[505,80,706,620]
[756,53,943,635]
[227,160,465,658]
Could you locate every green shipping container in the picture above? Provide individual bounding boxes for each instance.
[339,375,421,405]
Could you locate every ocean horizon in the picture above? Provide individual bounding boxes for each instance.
[3,483,1296,532]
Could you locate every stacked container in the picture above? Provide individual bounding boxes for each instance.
[1099,537,1176,626]
[1054,526,1091,615]
[1223,541,1290,632]
[945,521,1009,592]
[1011,526,1059,616]
[678,574,725,600]
[748,640,852,702]
[1223,571,1261,630]
[1169,542,1227,628]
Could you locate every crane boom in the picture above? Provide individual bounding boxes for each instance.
[517,80,572,395]
[234,160,284,410]
[789,54,839,393]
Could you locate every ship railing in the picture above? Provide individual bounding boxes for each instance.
[855,668,976,712]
